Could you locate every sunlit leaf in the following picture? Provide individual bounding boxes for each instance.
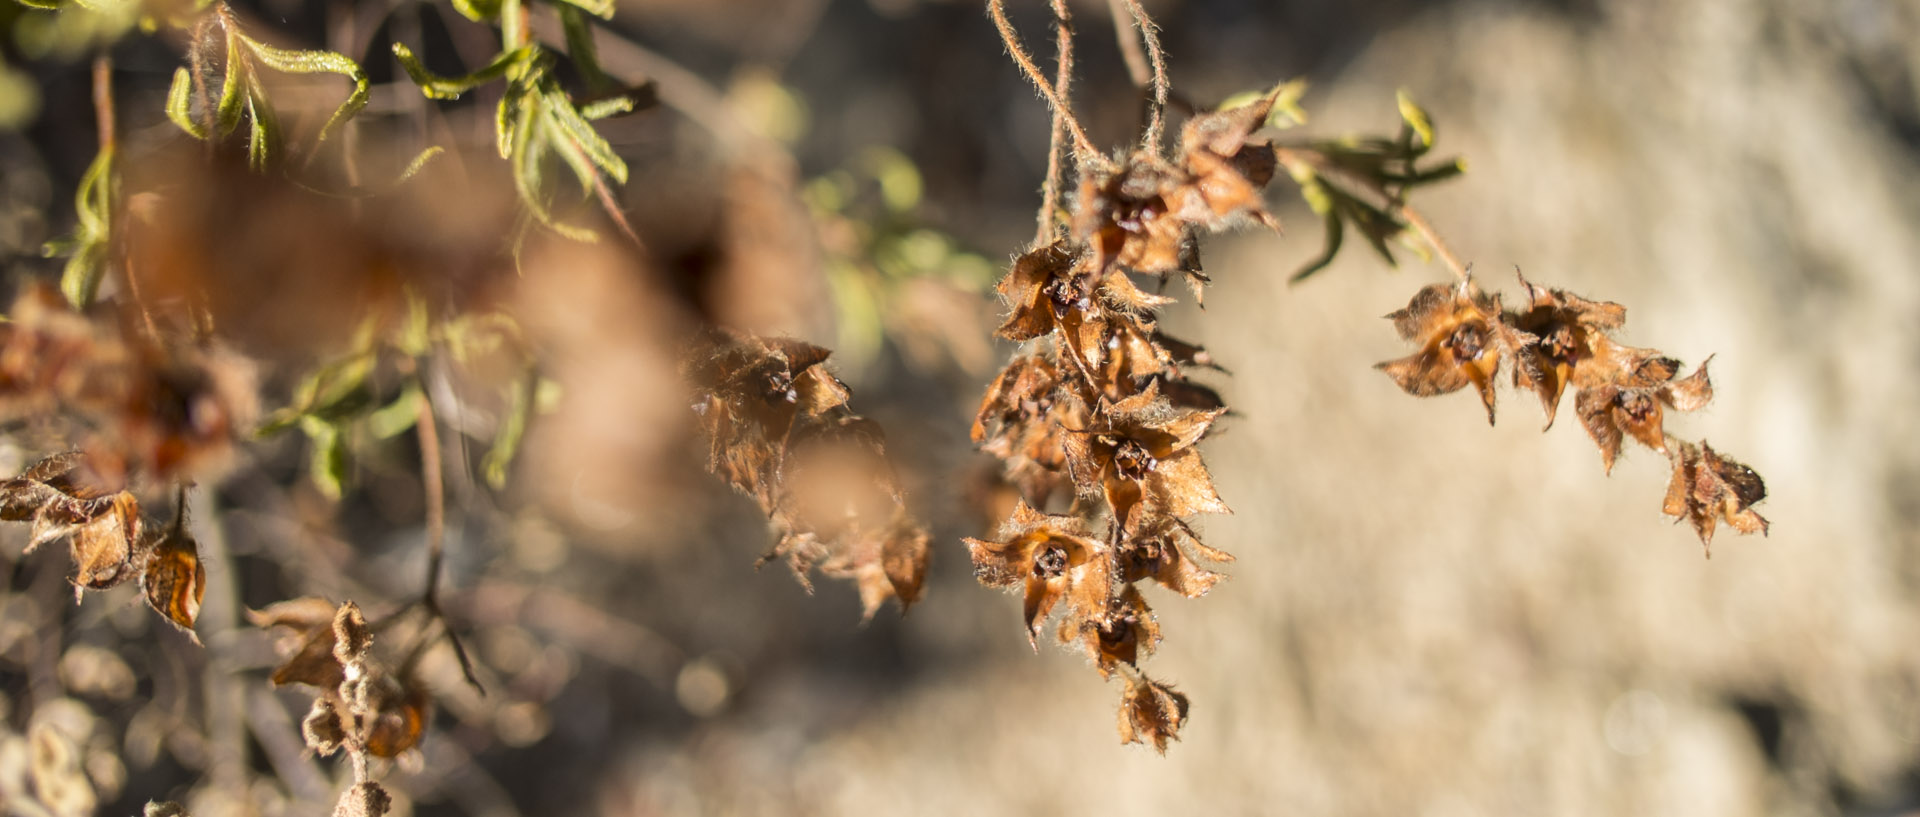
[239,35,368,144]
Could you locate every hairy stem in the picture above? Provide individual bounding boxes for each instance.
[1106,0,1149,89]
[989,0,1104,165]
[1036,0,1074,245]
[1118,0,1168,155]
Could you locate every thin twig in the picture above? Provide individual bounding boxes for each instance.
[416,381,484,693]
[989,0,1104,165]
[1394,205,1470,281]
[1119,0,1169,155]
[93,54,161,341]
[1035,0,1074,245]
[1106,0,1149,89]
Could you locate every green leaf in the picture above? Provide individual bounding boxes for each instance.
[164,67,207,138]
[58,146,113,309]
[258,350,375,434]
[215,35,247,138]
[481,374,533,490]
[495,78,530,158]
[392,42,525,101]
[397,289,431,357]
[1290,209,1344,283]
[367,383,422,439]
[558,4,614,95]
[300,416,349,500]
[578,95,633,121]
[553,0,613,20]
[448,0,501,21]
[240,35,368,144]
[542,85,626,184]
[245,90,275,170]
[1396,89,1435,150]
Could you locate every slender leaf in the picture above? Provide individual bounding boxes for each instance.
[553,0,613,20]
[164,67,207,138]
[481,374,533,490]
[240,35,368,144]
[392,42,525,101]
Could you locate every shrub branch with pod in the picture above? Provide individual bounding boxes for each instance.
[972,0,1768,751]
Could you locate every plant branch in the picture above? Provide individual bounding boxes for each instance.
[1276,145,1470,281]
[1118,0,1168,155]
[1106,0,1149,89]
[1394,204,1470,281]
[1036,0,1074,245]
[415,381,483,693]
[989,0,1104,165]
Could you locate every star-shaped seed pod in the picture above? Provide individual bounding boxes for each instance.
[1573,353,1712,473]
[1064,584,1161,678]
[1117,515,1231,598]
[1063,382,1229,526]
[964,502,1112,647]
[994,241,1092,342]
[1663,440,1768,557]
[1117,672,1189,754]
[819,518,930,622]
[0,451,144,598]
[1507,270,1628,427]
[972,354,1081,506]
[1171,88,1282,232]
[1072,152,1191,277]
[685,332,851,506]
[1376,277,1528,425]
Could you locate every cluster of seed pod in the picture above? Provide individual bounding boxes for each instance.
[1377,271,1767,555]
[968,77,1295,749]
[0,451,206,636]
[684,329,930,619]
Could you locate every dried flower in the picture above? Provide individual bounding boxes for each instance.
[1376,277,1525,425]
[1116,673,1189,754]
[1664,440,1768,556]
[964,502,1112,647]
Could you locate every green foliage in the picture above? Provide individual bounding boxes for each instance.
[42,145,114,309]
[392,3,647,243]
[163,17,367,169]
[1282,89,1465,281]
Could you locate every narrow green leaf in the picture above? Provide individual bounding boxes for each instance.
[59,147,114,309]
[245,93,273,170]
[240,35,368,144]
[554,0,614,20]
[495,81,524,158]
[215,35,247,138]
[392,42,524,101]
[1290,209,1344,283]
[300,416,348,500]
[558,4,614,95]
[481,374,533,490]
[61,243,106,309]
[367,383,422,439]
[165,67,207,139]
[448,0,501,21]
[578,95,633,121]
[1396,89,1435,150]
[543,85,626,184]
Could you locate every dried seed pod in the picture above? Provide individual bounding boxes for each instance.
[964,502,1112,647]
[141,509,206,642]
[1117,673,1189,753]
